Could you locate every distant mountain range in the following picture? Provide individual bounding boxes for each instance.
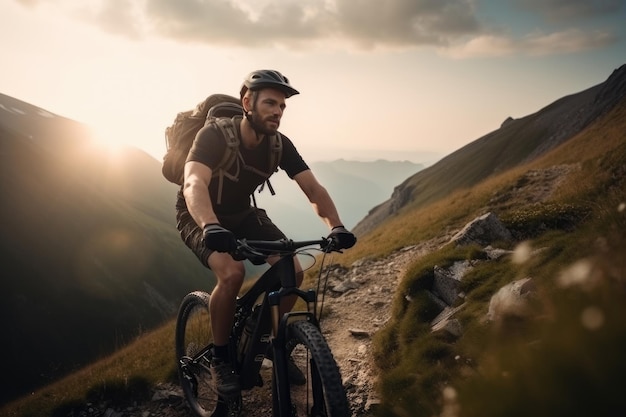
[255,158,424,239]
[0,93,424,404]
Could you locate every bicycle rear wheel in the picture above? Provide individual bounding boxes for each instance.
[175,291,241,417]
[285,320,350,417]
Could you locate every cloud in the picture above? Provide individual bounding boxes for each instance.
[441,28,617,59]
[331,0,482,48]
[513,0,622,22]
[144,0,334,47]
[85,0,145,39]
[15,0,484,49]
[12,0,623,56]
[144,0,485,48]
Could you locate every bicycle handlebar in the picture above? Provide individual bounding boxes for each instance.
[231,237,335,264]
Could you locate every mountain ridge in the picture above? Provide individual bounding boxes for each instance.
[353,63,626,237]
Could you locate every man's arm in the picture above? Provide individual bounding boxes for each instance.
[293,169,344,230]
[182,161,219,229]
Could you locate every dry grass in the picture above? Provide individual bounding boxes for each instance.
[1,321,178,417]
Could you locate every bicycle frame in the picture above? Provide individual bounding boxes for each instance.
[177,238,347,417]
[232,247,320,416]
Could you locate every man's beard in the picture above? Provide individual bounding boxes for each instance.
[251,112,279,135]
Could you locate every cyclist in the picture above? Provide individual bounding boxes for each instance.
[175,69,357,398]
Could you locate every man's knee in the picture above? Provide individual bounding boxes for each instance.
[210,254,245,291]
[220,265,245,289]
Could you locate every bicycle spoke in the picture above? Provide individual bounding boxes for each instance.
[176,291,240,417]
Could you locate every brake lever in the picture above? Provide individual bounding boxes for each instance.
[232,241,268,265]
[321,237,343,254]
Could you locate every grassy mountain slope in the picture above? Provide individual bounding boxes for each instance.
[341,88,626,416]
[354,64,626,238]
[0,95,210,404]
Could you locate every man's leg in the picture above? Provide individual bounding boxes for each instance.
[207,252,245,398]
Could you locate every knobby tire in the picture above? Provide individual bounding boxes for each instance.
[285,320,350,417]
[175,291,241,417]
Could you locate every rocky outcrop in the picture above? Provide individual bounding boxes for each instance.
[449,212,513,246]
[352,182,414,237]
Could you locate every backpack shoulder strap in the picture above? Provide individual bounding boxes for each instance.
[261,133,282,196]
[212,116,240,174]
[267,133,283,173]
[211,116,242,204]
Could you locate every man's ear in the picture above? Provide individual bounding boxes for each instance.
[242,94,251,113]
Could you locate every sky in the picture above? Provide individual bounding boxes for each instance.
[1,0,625,163]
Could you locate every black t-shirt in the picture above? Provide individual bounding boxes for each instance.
[186,121,309,214]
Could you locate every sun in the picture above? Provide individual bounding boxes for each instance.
[87,125,128,159]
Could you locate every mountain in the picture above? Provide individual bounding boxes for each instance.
[254,159,424,239]
[354,64,626,237]
[0,94,210,404]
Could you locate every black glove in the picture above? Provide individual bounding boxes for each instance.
[203,223,237,253]
[328,226,356,250]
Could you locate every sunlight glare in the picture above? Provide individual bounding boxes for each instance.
[88,126,128,160]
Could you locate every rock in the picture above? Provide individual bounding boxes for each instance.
[432,318,463,339]
[486,277,536,323]
[450,212,512,246]
[349,329,370,338]
[433,261,472,306]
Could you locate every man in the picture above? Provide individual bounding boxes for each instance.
[175,69,356,398]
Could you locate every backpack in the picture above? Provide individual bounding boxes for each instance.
[162,94,282,204]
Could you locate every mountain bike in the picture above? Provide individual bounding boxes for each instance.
[175,237,350,417]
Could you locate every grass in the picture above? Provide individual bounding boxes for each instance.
[1,321,178,417]
[370,203,626,417]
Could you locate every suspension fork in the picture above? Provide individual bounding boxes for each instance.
[267,257,317,417]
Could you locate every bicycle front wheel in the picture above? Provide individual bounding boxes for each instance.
[285,320,350,417]
[175,291,241,417]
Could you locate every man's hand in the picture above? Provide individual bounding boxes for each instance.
[203,223,237,252]
[328,226,356,250]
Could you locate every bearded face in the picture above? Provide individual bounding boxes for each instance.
[244,89,286,135]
